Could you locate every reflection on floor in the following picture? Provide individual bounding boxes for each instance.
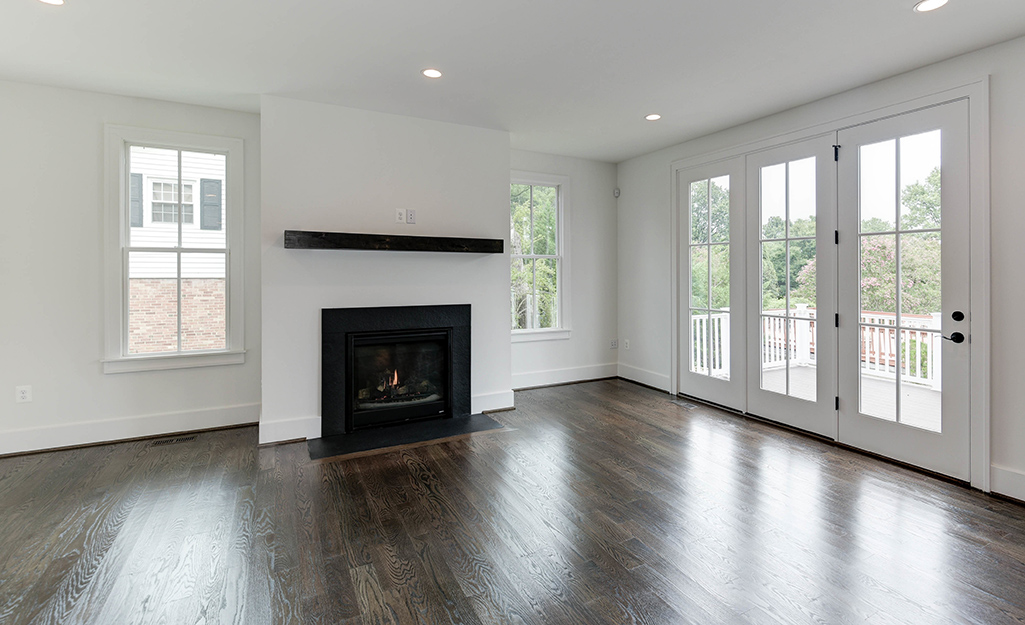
[761,365,942,431]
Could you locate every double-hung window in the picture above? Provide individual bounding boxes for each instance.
[510,172,569,338]
[104,126,245,373]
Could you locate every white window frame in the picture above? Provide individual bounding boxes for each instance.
[510,171,571,342]
[103,125,245,373]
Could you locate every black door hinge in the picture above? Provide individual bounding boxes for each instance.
[835,396,840,410]
[833,145,841,161]
[835,313,839,328]
[835,230,839,245]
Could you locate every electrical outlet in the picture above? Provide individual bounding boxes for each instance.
[610,339,618,349]
[624,339,630,350]
[406,209,416,224]
[396,209,406,223]
[15,385,31,403]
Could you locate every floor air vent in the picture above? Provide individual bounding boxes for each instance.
[671,399,698,410]
[150,435,197,447]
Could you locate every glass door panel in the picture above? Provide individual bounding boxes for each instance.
[677,159,746,410]
[746,136,837,438]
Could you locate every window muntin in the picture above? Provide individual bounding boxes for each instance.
[511,182,561,331]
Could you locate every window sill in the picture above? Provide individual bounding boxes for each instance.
[512,329,571,343]
[102,350,246,374]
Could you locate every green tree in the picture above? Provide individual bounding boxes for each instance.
[690,178,731,311]
[690,178,730,244]
[511,184,559,329]
[759,216,816,310]
[792,166,942,316]
[691,245,730,310]
[901,167,941,230]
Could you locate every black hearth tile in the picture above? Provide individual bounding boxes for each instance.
[307,413,506,461]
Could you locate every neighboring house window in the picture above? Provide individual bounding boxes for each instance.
[510,173,568,333]
[151,181,194,224]
[104,126,245,373]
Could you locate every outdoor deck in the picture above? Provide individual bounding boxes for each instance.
[762,365,942,432]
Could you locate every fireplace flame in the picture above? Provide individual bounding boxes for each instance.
[392,369,399,387]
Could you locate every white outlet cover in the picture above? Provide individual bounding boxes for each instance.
[15,385,31,403]
[406,209,416,224]
[396,209,406,223]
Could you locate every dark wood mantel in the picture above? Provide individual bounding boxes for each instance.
[283,230,503,254]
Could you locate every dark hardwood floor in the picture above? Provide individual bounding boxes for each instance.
[2,379,1025,624]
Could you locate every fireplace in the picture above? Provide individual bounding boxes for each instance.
[349,329,451,429]
[322,305,470,436]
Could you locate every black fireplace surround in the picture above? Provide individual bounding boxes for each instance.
[322,305,470,437]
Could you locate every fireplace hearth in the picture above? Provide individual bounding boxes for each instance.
[322,305,470,437]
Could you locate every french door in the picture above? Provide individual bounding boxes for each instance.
[837,100,971,480]
[677,159,746,410]
[745,136,838,437]
[678,100,973,481]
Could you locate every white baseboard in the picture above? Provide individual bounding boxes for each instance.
[0,403,260,456]
[473,390,515,414]
[512,363,618,390]
[617,363,671,392]
[991,464,1025,501]
[259,416,321,445]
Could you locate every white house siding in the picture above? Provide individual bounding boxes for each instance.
[128,146,227,278]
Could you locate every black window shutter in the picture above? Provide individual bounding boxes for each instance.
[200,178,222,231]
[129,173,143,227]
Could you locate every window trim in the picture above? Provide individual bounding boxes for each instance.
[510,171,570,340]
[103,125,245,373]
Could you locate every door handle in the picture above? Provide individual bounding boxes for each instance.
[943,332,966,344]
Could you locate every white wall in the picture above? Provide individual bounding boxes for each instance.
[260,96,512,443]
[0,80,262,455]
[616,35,1025,499]
[509,150,619,389]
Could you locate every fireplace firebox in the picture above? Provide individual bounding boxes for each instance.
[322,305,470,437]
[349,329,451,430]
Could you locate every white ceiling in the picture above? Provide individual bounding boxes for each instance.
[3,0,1025,162]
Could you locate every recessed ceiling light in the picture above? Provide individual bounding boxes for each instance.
[37,0,64,5]
[422,68,442,79]
[913,0,948,12]
[645,114,662,121]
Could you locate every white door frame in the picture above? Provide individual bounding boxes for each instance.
[668,78,990,490]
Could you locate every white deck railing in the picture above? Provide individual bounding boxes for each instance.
[692,307,941,389]
[690,313,730,378]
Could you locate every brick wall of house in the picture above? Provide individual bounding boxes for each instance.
[128,279,226,353]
